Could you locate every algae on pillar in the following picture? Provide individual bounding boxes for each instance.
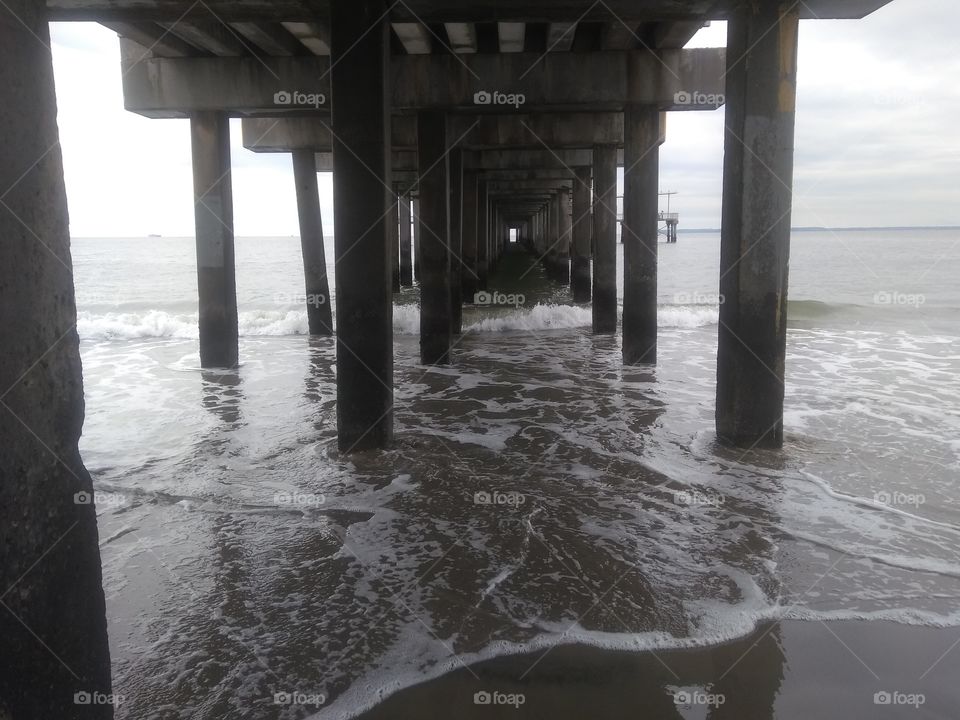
[0,0,112,715]
[292,149,333,335]
[716,3,800,449]
[330,0,393,450]
[191,111,239,368]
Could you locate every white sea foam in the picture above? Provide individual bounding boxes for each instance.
[78,303,719,340]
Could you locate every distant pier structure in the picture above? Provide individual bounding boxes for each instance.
[0,1,897,715]
[659,190,679,243]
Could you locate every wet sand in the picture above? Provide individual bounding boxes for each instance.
[356,620,960,719]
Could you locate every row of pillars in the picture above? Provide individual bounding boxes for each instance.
[186,0,797,453]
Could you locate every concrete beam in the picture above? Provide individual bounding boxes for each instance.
[498,21,525,52]
[444,22,476,53]
[393,22,432,54]
[231,21,305,56]
[52,0,894,23]
[161,21,246,56]
[103,21,198,56]
[280,21,330,55]
[121,49,726,116]
[547,21,576,51]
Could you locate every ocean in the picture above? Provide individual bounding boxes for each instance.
[73,229,960,718]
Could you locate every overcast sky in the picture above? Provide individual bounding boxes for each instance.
[49,0,960,237]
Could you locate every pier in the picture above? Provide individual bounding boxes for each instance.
[0,0,896,716]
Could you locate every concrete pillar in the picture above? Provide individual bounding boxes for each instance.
[399,190,413,286]
[389,182,401,293]
[191,111,239,368]
[461,170,479,301]
[477,181,489,291]
[449,147,463,333]
[557,187,572,285]
[292,149,333,335]
[716,4,800,449]
[417,111,452,363]
[592,144,618,334]
[621,104,660,365]
[330,0,392,451]
[572,166,592,303]
[0,1,112,715]
[412,197,421,283]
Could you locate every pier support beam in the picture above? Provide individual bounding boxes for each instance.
[330,0,392,451]
[449,147,463,333]
[592,144,618,334]
[292,149,333,335]
[390,183,401,293]
[412,197,420,283]
[461,169,479,301]
[716,4,800,449]
[571,166,592,303]
[477,181,489,291]
[556,187,572,285]
[399,190,413,286]
[191,111,239,368]
[417,110,452,364]
[622,104,660,365]
[0,1,112,715]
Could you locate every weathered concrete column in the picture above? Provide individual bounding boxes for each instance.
[417,111,452,363]
[461,169,479,301]
[449,147,464,333]
[572,166,592,303]
[717,4,800,449]
[191,111,239,368]
[557,187,572,285]
[292,149,333,335]
[411,197,420,282]
[592,144,618,334]
[477,181,489,291]
[389,183,401,293]
[0,1,113,716]
[621,104,660,365]
[399,190,413,286]
[330,0,392,450]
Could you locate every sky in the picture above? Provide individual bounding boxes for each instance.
[48,0,960,237]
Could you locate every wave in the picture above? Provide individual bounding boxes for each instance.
[78,303,722,340]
